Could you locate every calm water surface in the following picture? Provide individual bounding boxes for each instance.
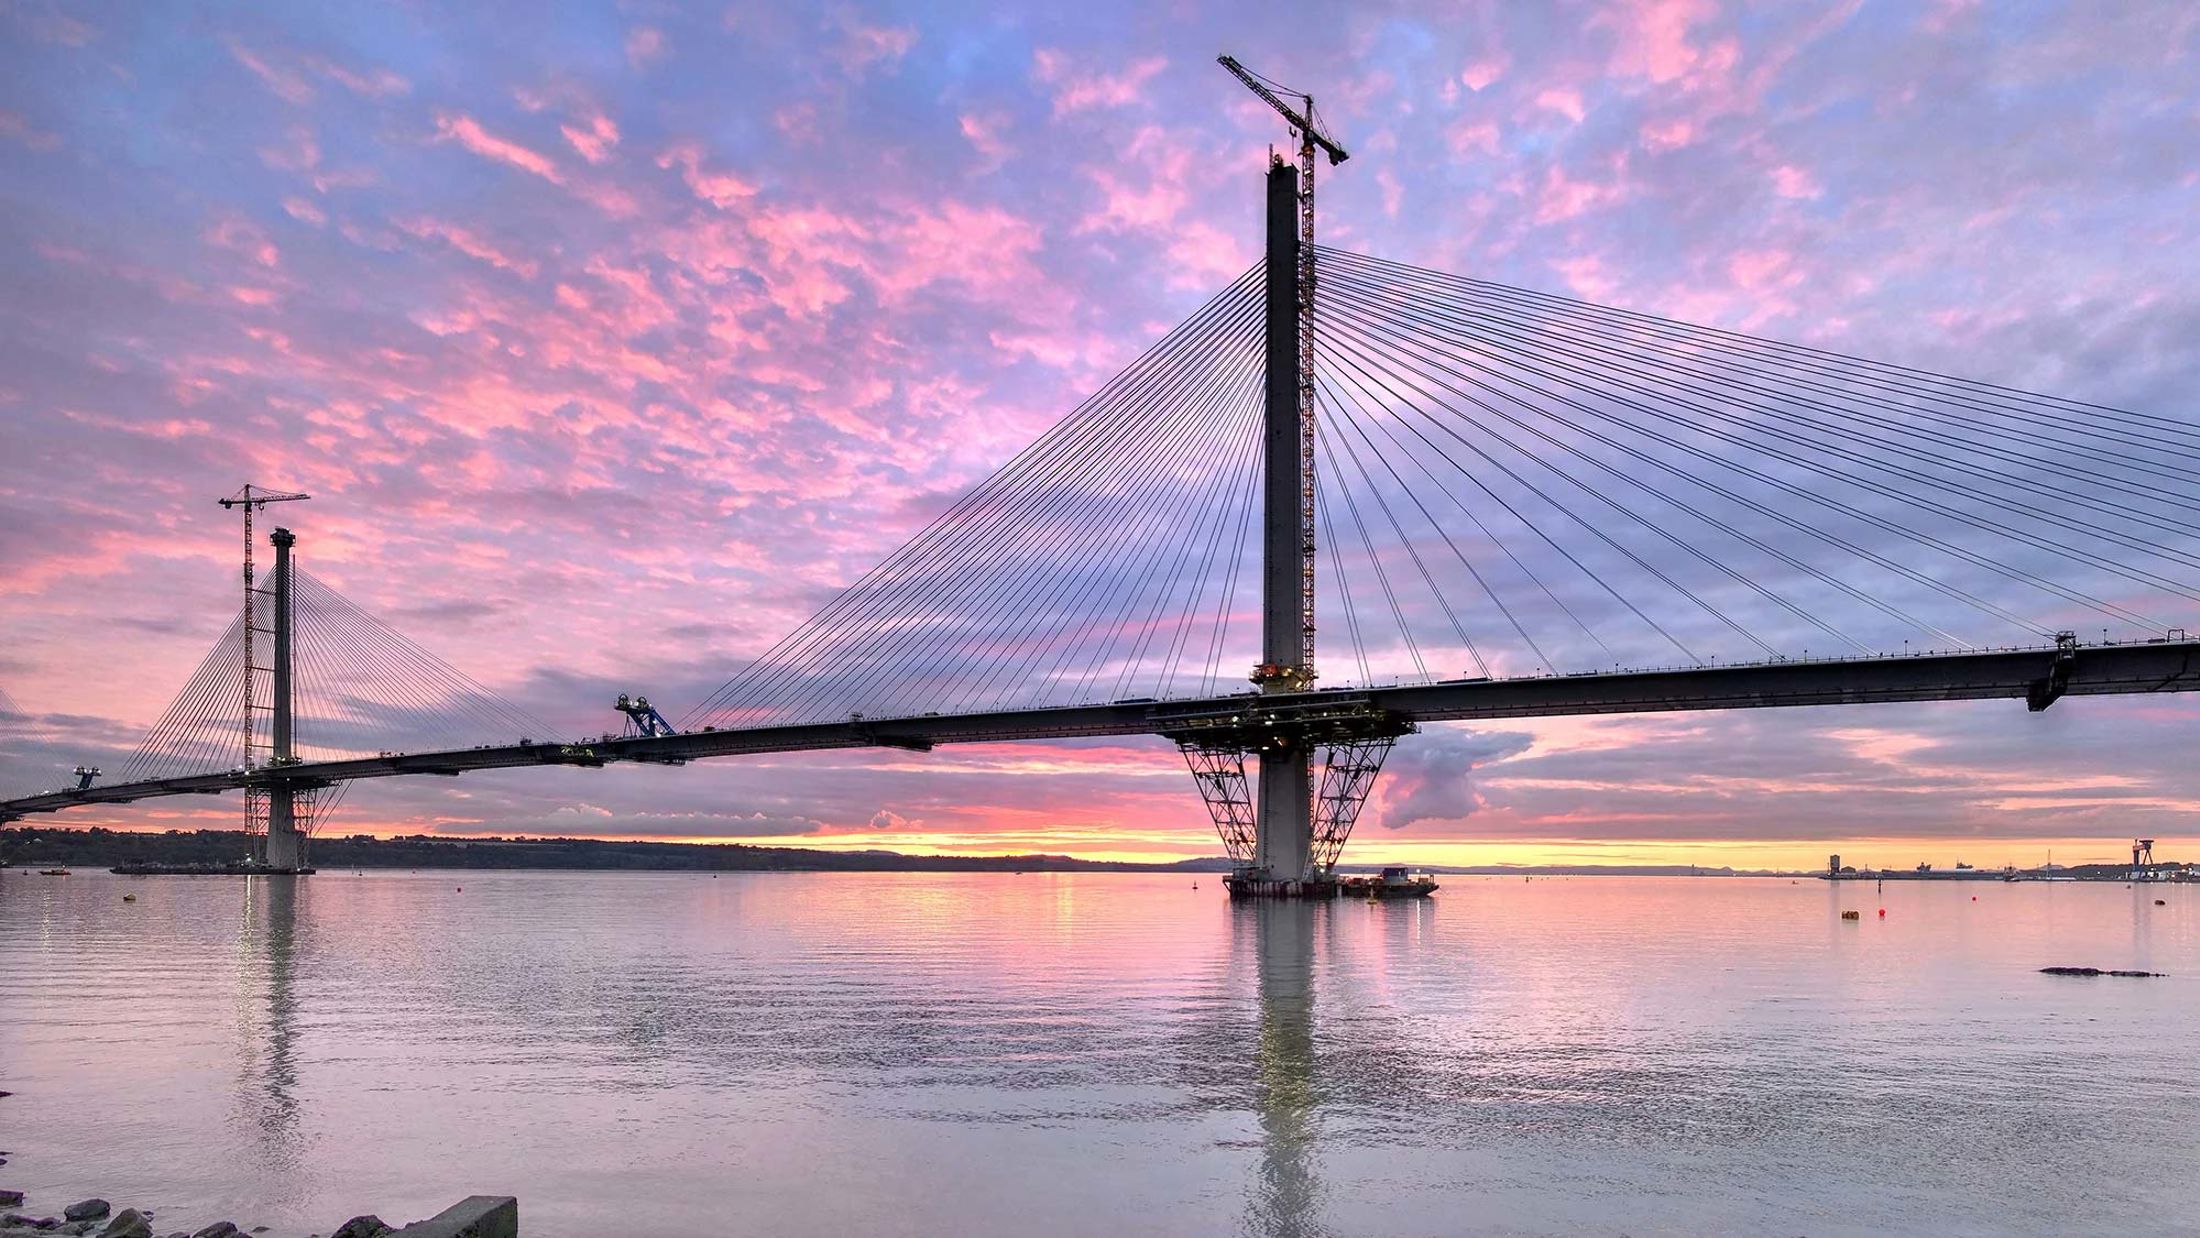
[2,870,2196,1236]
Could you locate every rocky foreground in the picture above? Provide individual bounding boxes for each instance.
[0,1193,514,1238]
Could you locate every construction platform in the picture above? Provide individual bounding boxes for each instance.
[1225,865,1438,900]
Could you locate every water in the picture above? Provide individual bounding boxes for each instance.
[2,871,2196,1236]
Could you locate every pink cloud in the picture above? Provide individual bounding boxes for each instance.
[657,143,757,208]
[205,215,281,268]
[0,110,61,151]
[830,16,915,75]
[1533,87,1586,124]
[1459,53,1510,92]
[432,111,562,183]
[1447,119,1501,157]
[397,217,540,278]
[1727,247,1800,292]
[228,39,314,104]
[561,113,619,163]
[9,6,93,45]
[309,55,409,99]
[625,26,665,69]
[258,124,319,173]
[959,111,1011,168]
[226,41,409,104]
[1532,161,1629,223]
[774,102,821,144]
[281,196,327,225]
[1770,164,1822,199]
[1640,117,1697,149]
[1032,50,1166,115]
[1601,0,1721,83]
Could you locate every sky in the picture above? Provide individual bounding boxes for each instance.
[1,0,2197,870]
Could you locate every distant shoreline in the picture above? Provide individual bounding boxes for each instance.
[12,826,2180,881]
[2,826,1789,876]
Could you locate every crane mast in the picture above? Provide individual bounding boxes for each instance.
[1219,56,1348,684]
[218,483,308,771]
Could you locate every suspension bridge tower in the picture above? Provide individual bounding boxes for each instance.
[256,526,310,870]
[1166,59,1414,898]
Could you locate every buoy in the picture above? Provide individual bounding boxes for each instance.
[457,886,463,892]
[1972,895,1978,901]
[122,893,137,903]
[1878,908,1886,918]
[2157,899,2169,906]
[1841,910,1861,920]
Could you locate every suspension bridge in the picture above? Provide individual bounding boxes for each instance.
[2,62,2196,891]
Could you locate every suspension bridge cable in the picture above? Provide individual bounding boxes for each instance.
[685,268,1265,728]
[1321,264,2200,573]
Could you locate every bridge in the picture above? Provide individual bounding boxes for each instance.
[3,71,2197,890]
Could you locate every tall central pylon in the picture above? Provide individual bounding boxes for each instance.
[251,526,317,872]
[1254,159,1316,881]
[1171,60,1413,898]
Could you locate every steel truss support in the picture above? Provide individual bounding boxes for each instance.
[1309,736,1398,874]
[1164,699,1413,888]
[1178,743,1256,863]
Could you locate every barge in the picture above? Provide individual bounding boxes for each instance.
[1225,864,1438,900]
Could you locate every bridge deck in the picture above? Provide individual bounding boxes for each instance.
[4,639,2193,821]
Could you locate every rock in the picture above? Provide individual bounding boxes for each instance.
[5,1214,57,1231]
[330,1217,390,1238]
[189,1225,240,1238]
[96,1210,151,1238]
[61,1222,98,1237]
[63,1204,108,1224]
[0,1192,24,1208]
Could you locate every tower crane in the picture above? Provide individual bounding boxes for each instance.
[1218,56,1350,170]
[217,484,309,766]
[1219,55,1349,687]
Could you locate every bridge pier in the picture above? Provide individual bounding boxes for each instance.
[1253,742,1313,885]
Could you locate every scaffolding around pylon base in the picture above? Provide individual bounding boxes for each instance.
[244,776,327,872]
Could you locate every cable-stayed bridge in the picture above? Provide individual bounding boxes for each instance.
[4,120,2197,889]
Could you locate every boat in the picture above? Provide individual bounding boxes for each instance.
[39,868,70,876]
[1339,865,1439,900]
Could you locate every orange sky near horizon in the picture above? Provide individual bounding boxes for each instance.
[44,816,2181,874]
